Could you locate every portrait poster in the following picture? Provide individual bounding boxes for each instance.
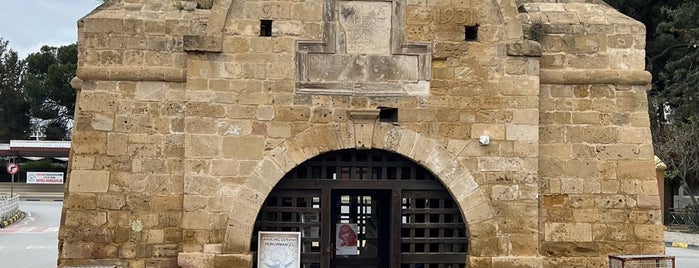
[336,223,358,255]
[257,231,301,268]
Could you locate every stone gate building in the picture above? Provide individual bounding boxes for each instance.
[59,0,664,267]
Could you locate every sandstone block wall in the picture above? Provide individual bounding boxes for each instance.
[519,3,663,267]
[59,0,663,267]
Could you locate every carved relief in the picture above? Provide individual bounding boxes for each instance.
[434,8,477,25]
[338,1,392,54]
[260,3,292,20]
[306,54,418,83]
[296,0,431,97]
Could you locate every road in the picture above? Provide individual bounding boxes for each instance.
[0,201,61,268]
[2,202,699,267]
[667,247,699,267]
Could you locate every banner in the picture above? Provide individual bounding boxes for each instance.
[26,172,64,184]
[257,231,301,268]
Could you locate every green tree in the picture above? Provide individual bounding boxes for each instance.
[654,2,699,124]
[610,1,699,196]
[606,0,691,126]
[23,44,77,140]
[0,38,31,142]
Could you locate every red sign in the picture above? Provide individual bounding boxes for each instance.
[6,163,18,175]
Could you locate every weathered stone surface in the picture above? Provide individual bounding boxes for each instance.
[545,223,592,242]
[307,54,418,82]
[337,1,391,54]
[69,170,110,193]
[62,1,661,267]
[178,252,215,268]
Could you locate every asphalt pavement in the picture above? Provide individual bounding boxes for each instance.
[666,230,699,250]
[0,201,61,268]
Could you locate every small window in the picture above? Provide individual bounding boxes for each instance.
[465,24,479,41]
[260,20,273,37]
[379,107,398,122]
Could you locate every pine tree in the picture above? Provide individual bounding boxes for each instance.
[0,38,31,142]
[23,44,77,140]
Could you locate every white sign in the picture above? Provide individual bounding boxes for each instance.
[336,223,358,255]
[6,163,18,175]
[258,231,301,268]
[26,172,64,184]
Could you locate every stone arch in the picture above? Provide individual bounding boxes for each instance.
[220,123,497,258]
[196,0,526,52]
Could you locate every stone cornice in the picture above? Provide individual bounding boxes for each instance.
[77,66,186,82]
[539,69,651,86]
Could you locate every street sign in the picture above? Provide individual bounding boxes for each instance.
[6,163,18,175]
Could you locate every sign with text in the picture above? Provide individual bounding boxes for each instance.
[257,231,301,268]
[26,172,64,184]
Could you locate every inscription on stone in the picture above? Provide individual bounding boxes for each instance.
[307,54,361,81]
[306,54,418,83]
[260,3,291,19]
[338,1,392,54]
[434,8,477,25]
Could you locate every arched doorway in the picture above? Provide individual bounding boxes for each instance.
[250,149,468,268]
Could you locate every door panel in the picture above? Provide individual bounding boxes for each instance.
[331,190,390,268]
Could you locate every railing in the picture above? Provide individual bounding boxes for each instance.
[0,195,20,222]
[669,208,699,230]
[0,183,64,201]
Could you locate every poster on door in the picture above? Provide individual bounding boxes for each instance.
[257,231,301,268]
[336,223,358,255]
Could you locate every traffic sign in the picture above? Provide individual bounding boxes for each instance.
[6,163,18,175]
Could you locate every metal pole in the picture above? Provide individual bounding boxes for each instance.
[10,158,14,198]
[10,174,14,197]
[10,157,15,198]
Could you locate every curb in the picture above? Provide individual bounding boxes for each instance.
[665,241,699,250]
[0,211,26,228]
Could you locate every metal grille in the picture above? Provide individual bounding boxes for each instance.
[401,190,467,268]
[609,255,675,268]
[252,149,468,268]
[283,149,436,181]
[251,190,322,268]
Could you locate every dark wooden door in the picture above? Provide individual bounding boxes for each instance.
[330,190,391,268]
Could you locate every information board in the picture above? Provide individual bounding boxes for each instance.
[26,172,64,184]
[257,231,301,268]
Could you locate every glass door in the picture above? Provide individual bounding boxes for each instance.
[330,190,391,268]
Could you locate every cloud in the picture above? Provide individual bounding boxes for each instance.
[0,0,100,58]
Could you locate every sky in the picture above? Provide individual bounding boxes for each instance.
[0,0,102,59]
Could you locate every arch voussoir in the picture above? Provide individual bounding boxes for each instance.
[222,125,498,261]
[407,134,440,165]
[267,145,301,173]
[223,186,266,253]
[393,129,419,158]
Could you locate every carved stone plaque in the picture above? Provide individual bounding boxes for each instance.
[307,54,418,83]
[296,0,431,96]
[338,1,392,54]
